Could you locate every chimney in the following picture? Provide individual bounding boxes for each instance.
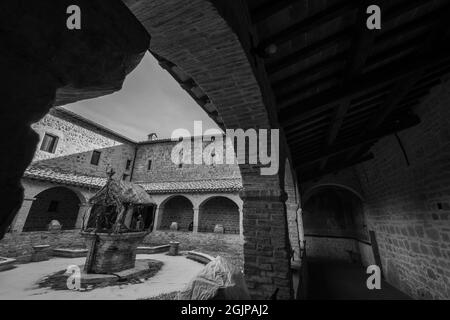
[147,133,158,141]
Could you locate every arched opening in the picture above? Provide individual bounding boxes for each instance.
[23,187,81,232]
[198,196,240,234]
[284,159,301,262]
[302,186,367,262]
[159,196,194,232]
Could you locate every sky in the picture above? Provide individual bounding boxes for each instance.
[64,52,220,142]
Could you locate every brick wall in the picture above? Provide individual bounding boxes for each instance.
[159,196,194,231]
[23,186,80,231]
[198,197,239,234]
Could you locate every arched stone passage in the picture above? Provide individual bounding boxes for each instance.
[198,196,240,234]
[302,186,368,262]
[23,187,81,232]
[158,195,194,232]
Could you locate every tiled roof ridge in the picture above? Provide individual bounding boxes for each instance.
[23,167,243,193]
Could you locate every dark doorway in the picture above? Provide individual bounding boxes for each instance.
[142,205,155,230]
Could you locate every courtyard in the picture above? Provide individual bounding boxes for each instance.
[1,0,450,301]
[0,253,204,300]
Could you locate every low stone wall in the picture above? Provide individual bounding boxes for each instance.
[144,230,241,248]
[0,230,244,266]
[144,230,244,269]
[0,230,86,262]
[306,236,374,266]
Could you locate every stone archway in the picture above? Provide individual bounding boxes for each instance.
[302,186,368,262]
[158,195,194,232]
[123,0,294,299]
[1,0,294,299]
[198,196,240,234]
[23,186,82,232]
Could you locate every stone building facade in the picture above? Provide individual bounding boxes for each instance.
[3,107,244,260]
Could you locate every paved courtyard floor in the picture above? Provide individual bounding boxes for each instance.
[0,254,204,300]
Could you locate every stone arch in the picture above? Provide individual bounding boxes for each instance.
[125,0,294,298]
[158,195,194,232]
[198,196,240,234]
[302,185,368,261]
[23,186,81,232]
[303,183,364,204]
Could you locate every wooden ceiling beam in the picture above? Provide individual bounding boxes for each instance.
[345,4,450,162]
[320,0,378,170]
[258,0,356,51]
[292,113,420,165]
[266,30,350,74]
[251,0,301,24]
[298,153,375,182]
[279,45,450,128]
[271,53,346,90]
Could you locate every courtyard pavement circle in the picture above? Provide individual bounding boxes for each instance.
[0,253,204,300]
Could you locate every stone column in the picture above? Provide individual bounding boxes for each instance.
[75,203,92,230]
[193,206,200,233]
[240,189,294,300]
[10,198,35,233]
[239,207,244,239]
[153,205,163,232]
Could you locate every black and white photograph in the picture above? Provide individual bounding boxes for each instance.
[0,0,449,309]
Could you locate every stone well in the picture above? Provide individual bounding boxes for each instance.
[82,231,148,274]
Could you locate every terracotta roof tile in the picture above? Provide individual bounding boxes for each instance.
[23,167,242,193]
[138,179,243,193]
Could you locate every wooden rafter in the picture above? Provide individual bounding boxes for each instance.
[292,113,420,166]
[346,4,450,162]
[279,46,450,128]
[320,0,378,170]
[258,0,356,51]
[266,29,351,75]
[251,0,301,24]
[298,153,375,182]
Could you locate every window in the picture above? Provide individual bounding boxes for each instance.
[125,159,132,170]
[147,160,152,171]
[40,133,59,153]
[48,201,59,212]
[90,151,101,165]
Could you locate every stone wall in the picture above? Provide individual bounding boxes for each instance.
[133,138,241,183]
[31,112,136,179]
[198,197,240,234]
[353,80,450,300]
[0,230,86,262]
